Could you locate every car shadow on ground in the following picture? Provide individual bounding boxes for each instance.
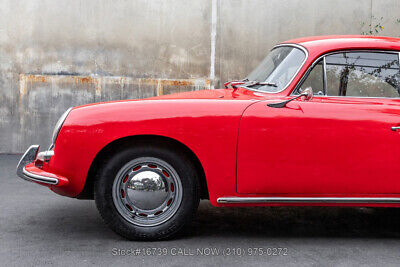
[191,201,400,239]
[33,199,400,241]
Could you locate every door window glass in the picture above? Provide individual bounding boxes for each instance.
[294,60,324,95]
[325,52,400,97]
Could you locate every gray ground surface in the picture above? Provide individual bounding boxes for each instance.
[1,154,400,266]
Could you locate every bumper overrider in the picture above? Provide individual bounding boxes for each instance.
[16,145,69,186]
[16,108,72,187]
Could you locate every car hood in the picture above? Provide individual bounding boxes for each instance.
[67,87,294,127]
[67,88,280,124]
[146,88,259,100]
[75,88,275,109]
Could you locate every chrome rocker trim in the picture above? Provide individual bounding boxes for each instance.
[16,145,59,185]
[217,197,400,204]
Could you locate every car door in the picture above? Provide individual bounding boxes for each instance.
[237,51,400,195]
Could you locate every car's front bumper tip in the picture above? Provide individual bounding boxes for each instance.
[16,145,68,186]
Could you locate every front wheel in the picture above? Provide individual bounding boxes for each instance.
[94,145,200,240]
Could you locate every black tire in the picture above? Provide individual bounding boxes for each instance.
[94,144,200,240]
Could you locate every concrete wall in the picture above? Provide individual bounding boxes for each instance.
[1,0,400,153]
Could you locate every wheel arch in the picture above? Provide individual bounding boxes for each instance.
[76,135,208,200]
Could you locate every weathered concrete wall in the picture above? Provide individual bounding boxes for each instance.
[217,0,400,83]
[0,0,212,152]
[1,0,400,153]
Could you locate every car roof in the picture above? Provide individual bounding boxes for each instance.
[282,35,400,56]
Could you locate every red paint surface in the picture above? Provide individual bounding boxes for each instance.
[238,97,400,194]
[29,35,400,207]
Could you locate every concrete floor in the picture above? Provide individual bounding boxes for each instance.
[2,155,400,266]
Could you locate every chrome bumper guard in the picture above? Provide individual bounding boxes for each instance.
[16,145,59,185]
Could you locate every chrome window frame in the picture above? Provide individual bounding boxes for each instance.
[292,49,400,99]
[242,43,309,94]
[323,57,327,95]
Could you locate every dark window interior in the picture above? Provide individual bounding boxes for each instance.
[325,52,400,97]
[294,51,400,98]
[294,60,324,95]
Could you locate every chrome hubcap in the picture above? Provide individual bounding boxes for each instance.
[126,171,168,210]
[112,157,182,226]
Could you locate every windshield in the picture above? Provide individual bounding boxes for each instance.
[245,46,306,92]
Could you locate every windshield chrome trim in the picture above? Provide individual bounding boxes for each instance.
[241,43,309,94]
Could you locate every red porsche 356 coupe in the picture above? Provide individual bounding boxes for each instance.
[17,35,400,240]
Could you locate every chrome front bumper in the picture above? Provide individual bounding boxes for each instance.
[16,145,59,185]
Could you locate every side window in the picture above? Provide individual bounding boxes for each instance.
[325,52,400,97]
[295,60,324,95]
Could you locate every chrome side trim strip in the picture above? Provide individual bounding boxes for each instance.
[217,197,400,204]
[22,167,59,185]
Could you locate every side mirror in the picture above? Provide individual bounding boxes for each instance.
[267,87,313,108]
[301,87,313,101]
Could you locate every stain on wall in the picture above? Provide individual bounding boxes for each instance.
[17,74,210,150]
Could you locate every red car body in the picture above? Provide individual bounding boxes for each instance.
[19,35,400,207]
